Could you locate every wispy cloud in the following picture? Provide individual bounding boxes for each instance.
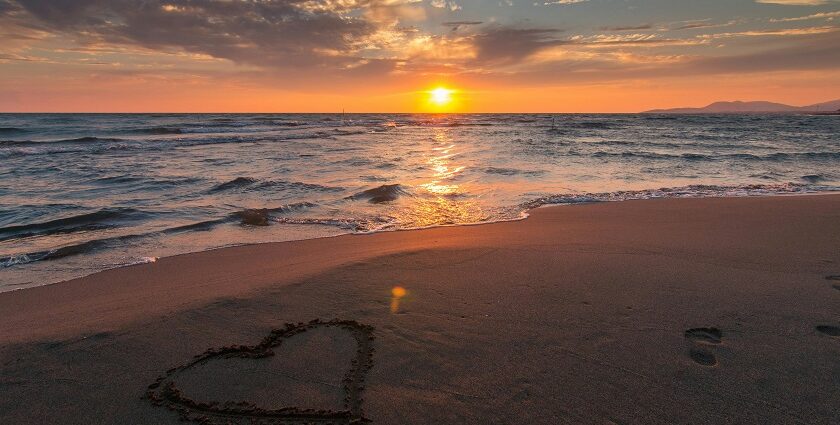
[672,19,738,30]
[542,0,590,5]
[598,24,654,31]
[755,0,835,5]
[700,25,839,39]
[770,11,840,21]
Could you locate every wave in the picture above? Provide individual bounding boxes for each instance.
[1,127,376,158]
[484,167,545,177]
[208,177,259,192]
[443,122,495,127]
[0,127,25,134]
[347,184,408,204]
[522,183,815,210]
[208,177,342,194]
[573,121,613,129]
[543,121,614,131]
[258,181,343,193]
[588,151,840,161]
[130,127,185,135]
[0,207,147,242]
[164,202,319,232]
[161,218,230,234]
[0,202,321,267]
[52,136,125,144]
[0,233,144,268]
[251,119,304,126]
[1,136,126,146]
[91,175,146,185]
[119,256,158,267]
[801,174,829,183]
[275,216,393,232]
[484,167,521,176]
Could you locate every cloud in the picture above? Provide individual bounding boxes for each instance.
[598,24,654,31]
[672,19,737,30]
[5,0,395,70]
[430,0,461,11]
[699,25,839,39]
[471,26,566,63]
[442,20,483,31]
[770,10,840,21]
[755,0,835,5]
[0,0,17,14]
[570,33,702,47]
[542,0,589,5]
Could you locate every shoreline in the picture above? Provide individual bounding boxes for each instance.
[1,193,837,325]
[3,188,834,294]
[2,193,840,423]
[1,191,838,341]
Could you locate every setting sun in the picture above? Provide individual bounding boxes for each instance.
[421,86,461,112]
[430,87,453,105]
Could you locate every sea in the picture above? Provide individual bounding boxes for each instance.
[1,113,838,291]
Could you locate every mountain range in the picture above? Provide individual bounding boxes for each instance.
[645,99,840,114]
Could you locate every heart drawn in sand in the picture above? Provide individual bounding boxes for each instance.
[145,319,375,424]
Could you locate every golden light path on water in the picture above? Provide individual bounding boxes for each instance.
[394,126,488,228]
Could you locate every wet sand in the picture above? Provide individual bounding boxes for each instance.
[1,195,840,424]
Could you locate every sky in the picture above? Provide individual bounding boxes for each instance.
[0,0,839,112]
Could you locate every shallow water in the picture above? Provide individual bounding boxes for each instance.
[1,113,838,291]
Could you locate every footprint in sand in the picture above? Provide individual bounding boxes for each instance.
[685,327,723,367]
[826,275,840,291]
[816,325,840,337]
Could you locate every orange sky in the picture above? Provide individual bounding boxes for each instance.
[1,0,838,112]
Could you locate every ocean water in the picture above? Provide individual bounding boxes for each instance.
[1,113,838,291]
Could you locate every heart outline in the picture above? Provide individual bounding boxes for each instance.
[145,319,375,424]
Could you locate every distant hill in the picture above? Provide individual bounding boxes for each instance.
[645,99,840,114]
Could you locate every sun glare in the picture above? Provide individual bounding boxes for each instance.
[429,87,453,106]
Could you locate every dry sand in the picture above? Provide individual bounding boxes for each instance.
[1,195,840,424]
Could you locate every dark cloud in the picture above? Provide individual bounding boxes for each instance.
[0,0,16,14]
[598,24,653,31]
[442,20,482,31]
[676,23,715,30]
[472,26,566,63]
[7,0,380,69]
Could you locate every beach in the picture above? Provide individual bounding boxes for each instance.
[2,194,840,424]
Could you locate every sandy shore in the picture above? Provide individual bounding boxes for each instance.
[2,195,840,424]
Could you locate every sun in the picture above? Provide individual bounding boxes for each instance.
[419,85,461,112]
[429,87,453,106]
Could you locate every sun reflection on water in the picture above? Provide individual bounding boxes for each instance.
[398,128,487,227]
